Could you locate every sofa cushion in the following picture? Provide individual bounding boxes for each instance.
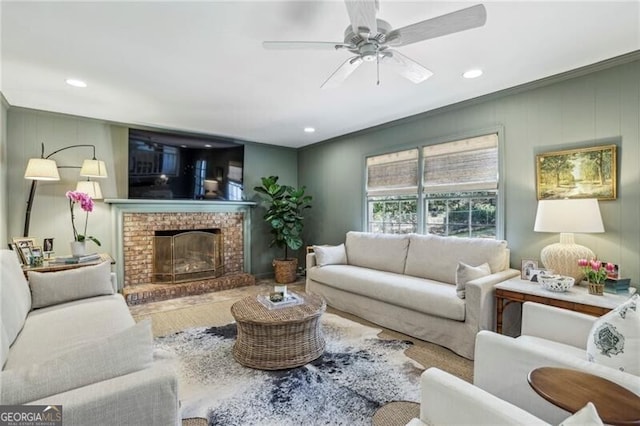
[456,262,491,299]
[28,260,114,309]
[404,234,508,284]
[4,294,135,369]
[313,244,347,266]
[308,264,465,321]
[1,250,32,368]
[586,293,639,375]
[0,319,153,405]
[345,231,409,274]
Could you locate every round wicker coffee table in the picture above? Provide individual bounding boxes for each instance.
[231,292,326,370]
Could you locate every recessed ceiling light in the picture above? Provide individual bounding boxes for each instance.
[462,69,483,79]
[304,127,315,133]
[65,78,87,88]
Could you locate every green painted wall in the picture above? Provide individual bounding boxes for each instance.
[5,108,297,276]
[244,143,298,278]
[299,57,640,287]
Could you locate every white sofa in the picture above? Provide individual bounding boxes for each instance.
[306,232,520,359]
[406,368,603,426]
[0,249,180,426]
[475,301,640,424]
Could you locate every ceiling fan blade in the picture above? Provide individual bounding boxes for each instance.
[345,0,380,37]
[263,41,354,50]
[386,4,487,47]
[381,50,433,84]
[321,56,364,89]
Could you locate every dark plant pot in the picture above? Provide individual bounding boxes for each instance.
[273,258,298,284]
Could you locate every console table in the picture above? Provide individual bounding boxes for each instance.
[528,367,640,425]
[495,277,636,334]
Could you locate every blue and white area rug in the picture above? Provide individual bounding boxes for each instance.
[155,313,423,425]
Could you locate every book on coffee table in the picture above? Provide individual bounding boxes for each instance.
[257,292,304,310]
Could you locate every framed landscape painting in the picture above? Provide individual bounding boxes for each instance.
[536,144,617,200]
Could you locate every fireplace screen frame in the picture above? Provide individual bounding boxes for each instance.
[152,229,224,283]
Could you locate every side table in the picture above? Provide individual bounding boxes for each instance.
[22,253,115,277]
[528,367,640,425]
[495,277,636,334]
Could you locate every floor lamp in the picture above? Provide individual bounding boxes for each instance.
[534,198,604,281]
[23,143,108,237]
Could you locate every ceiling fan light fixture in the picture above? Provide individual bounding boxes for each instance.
[462,69,483,79]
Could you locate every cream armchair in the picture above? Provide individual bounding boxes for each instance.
[406,368,549,425]
[474,302,640,425]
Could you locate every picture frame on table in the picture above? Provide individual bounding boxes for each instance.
[521,259,538,280]
[12,237,37,265]
[8,242,24,265]
[536,144,617,200]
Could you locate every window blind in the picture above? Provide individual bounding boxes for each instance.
[423,134,498,193]
[366,149,419,196]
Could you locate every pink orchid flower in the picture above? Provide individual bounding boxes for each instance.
[65,191,100,246]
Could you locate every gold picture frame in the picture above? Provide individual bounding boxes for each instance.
[12,237,37,265]
[536,144,617,200]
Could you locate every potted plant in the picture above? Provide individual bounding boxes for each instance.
[254,176,312,283]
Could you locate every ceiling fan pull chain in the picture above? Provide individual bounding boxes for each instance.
[376,53,380,86]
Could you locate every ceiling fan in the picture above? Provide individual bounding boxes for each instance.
[263,1,487,88]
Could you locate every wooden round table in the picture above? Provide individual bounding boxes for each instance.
[230,292,326,370]
[528,367,640,425]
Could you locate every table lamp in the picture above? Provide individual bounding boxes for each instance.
[534,198,604,281]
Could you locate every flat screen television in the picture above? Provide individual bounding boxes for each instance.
[128,129,244,201]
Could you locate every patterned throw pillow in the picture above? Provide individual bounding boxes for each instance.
[586,293,639,375]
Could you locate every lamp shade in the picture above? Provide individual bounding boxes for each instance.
[24,158,60,181]
[80,159,108,178]
[75,180,103,200]
[534,199,604,233]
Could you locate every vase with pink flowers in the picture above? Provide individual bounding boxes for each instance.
[577,258,615,295]
[66,191,101,256]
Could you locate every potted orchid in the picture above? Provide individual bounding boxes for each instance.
[66,191,101,256]
[577,259,614,295]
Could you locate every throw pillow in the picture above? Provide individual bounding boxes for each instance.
[313,244,347,267]
[586,293,639,375]
[455,262,491,299]
[559,402,603,426]
[0,319,153,405]
[29,260,114,309]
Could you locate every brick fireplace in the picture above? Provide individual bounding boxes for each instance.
[106,200,256,305]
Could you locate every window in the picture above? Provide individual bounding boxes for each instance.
[366,133,500,238]
[366,149,418,234]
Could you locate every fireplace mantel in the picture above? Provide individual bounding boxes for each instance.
[105,199,255,289]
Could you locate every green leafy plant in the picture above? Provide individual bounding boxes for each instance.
[254,176,312,260]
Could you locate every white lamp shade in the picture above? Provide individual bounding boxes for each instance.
[204,179,219,192]
[75,180,103,199]
[80,159,108,178]
[24,158,60,181]
[534,199,604,233]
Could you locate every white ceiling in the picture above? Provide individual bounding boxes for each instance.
[2,1,639,148]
